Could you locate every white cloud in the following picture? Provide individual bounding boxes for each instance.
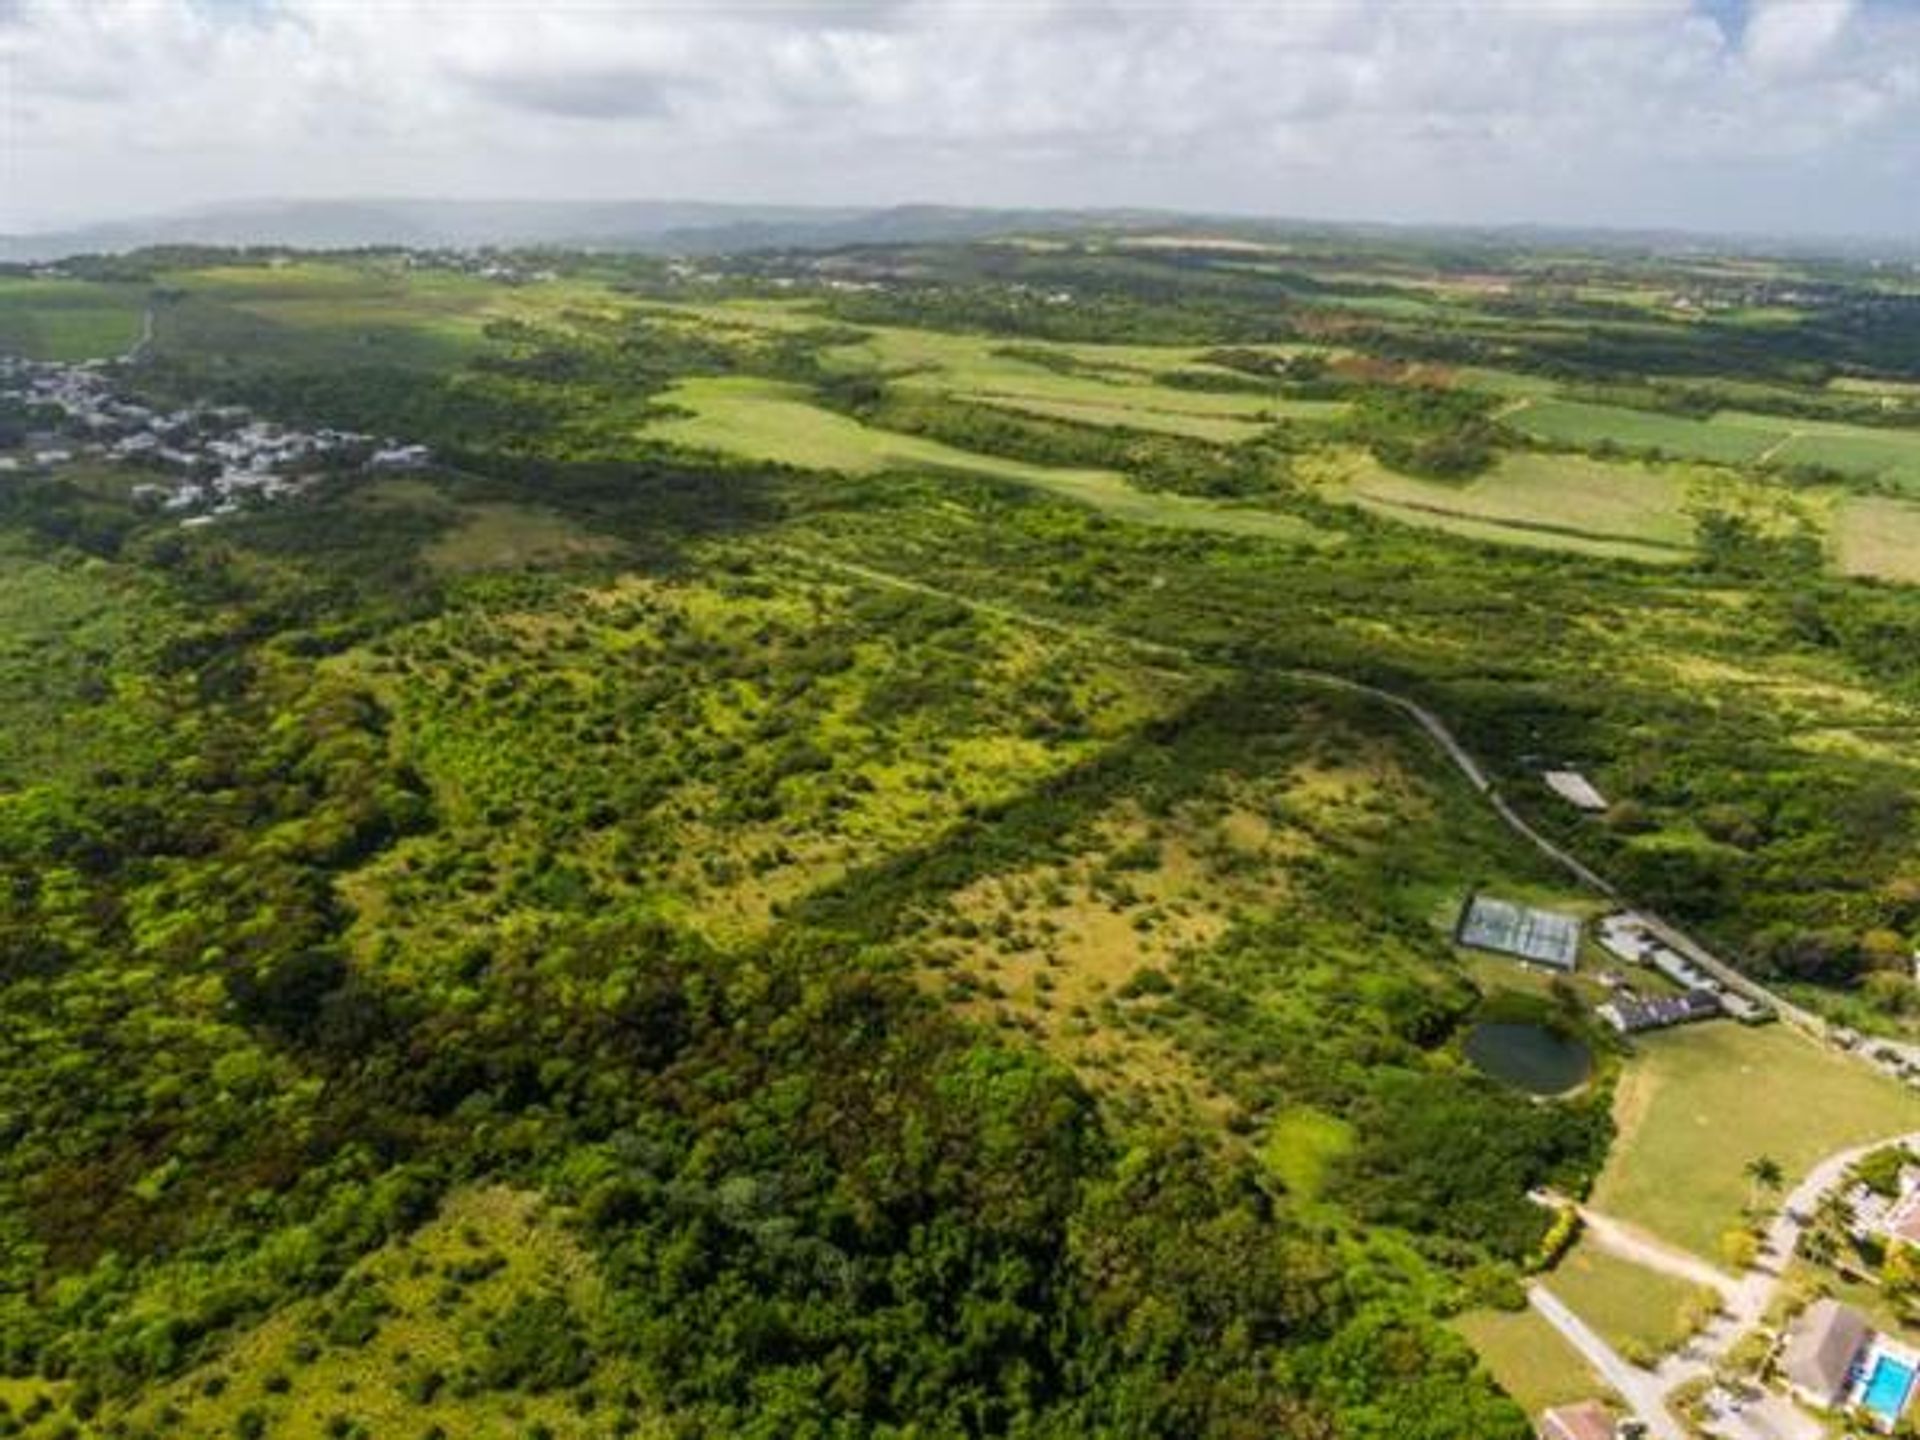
[1743,0,1856,75]
[1,0,1915,236]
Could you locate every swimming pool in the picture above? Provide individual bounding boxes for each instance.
[1862,1352,1917,1427]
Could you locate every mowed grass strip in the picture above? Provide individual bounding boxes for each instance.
[1593,1023,1920,1261]
[1454,1307,1615,1414]
[646,376,1324,542]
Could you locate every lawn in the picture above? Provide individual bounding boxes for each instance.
[1592,1023,1920,1261]
[645,376,1325,542]
[1454,1306,1614,1414]
[1544,1239,1715,1362]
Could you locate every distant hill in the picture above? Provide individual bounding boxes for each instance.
[6,198,1912,266]
[0,199,1177,263]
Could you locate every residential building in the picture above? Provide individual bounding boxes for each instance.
[1780,1299,1870,1411]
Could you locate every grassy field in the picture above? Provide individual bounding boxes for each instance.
[1262,1106,1356,1202]
[355,476,623,575]
[0,277,146,360]
[648,298,1339,441]
[1832,495,1920,583]
[1316,450,1697,563]
[1543,1240,1716,1361]
[1454,1307,1614,1414]
[1505,396,1920,488]
[149,260,617,372]
[1593,1024,1920,1260]
[1504,398,1778,467]
[646,376,1324,542]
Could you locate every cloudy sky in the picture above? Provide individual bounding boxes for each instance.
[3,0,1917,238]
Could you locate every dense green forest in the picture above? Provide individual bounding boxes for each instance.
[1,235,1916,1436]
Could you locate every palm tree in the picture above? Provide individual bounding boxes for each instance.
[1746,1155,1785,1212]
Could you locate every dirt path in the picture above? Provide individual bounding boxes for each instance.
[1572,1202,1739,1298]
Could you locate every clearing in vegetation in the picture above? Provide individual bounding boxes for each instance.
[1832,495,1920,584]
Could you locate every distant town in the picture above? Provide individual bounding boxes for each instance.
[0,348,430,525]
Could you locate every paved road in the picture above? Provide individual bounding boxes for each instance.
[1535,1131,1920,1440]
[1529,1284,1689,1440]
[778,553,1920,1432]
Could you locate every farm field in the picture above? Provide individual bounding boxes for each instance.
[1311,450,1699,562]
[0,276,146,359]
[645,375,1325,541]
[1505,395,1920,488]
[1592,1023,1919,1261]
[1503,398,1778,467]
[646,298,1336,440]
[1832,495,1920,583]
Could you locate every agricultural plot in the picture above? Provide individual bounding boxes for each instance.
[647,298,1340,441]
[645,376,1324,542]
[1503,398,1777,467]
[1832,496,1920,583]
[1506,396,1920,488]
[647,375,1122,482]
[1316,450,1698,563]
[0,277,146,360]
[149,260,618,372]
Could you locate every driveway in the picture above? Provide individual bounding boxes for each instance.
[1528,1284,1688,1440]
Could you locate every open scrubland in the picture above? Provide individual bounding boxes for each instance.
[0,236,1916,1437]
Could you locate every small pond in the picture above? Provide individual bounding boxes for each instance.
[1464,1021,1592,1097]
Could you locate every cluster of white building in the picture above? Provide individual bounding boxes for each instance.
[0,352,429,524]
[1594,912,1774,1026]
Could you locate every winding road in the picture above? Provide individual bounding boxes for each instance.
[783,544,1837,1042]
[777,546,1918,1436]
